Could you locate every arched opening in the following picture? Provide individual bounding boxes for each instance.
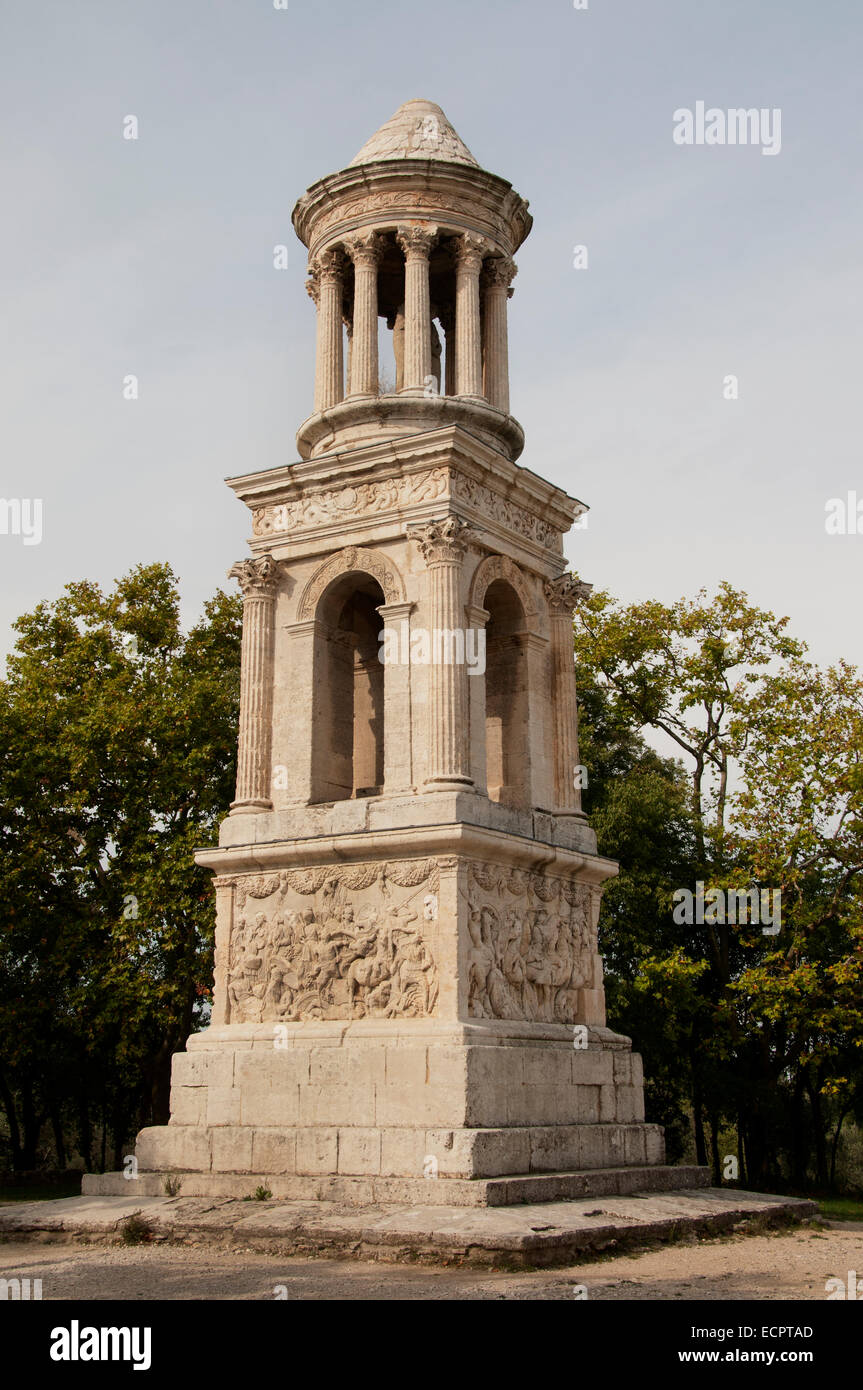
[311,573,385,803]
[484,578,531,808]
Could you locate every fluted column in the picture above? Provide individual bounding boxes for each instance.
[346,231,382,398]
[481,257,516,413]
[308,247,345,412]
[409,518,475,787]
[396,224,437,393]
[454,234,486,399]
[439,303,455,396]
[544,573,593,815]
[228,554,280,813]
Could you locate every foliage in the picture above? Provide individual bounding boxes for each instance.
[0,565,241,1171]
[575,582,863,1189]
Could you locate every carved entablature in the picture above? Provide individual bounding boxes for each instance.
[225,859,441,1023]
[301,188,528,262]
[250,467,565,555]
[464,861,599,1024]
[297,544,406,618]
[450,471,563,553]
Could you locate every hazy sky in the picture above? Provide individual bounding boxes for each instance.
[1,0,860,672]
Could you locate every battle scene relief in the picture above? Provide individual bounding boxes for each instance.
[465,862,599,1024]
[226,859,440,1023]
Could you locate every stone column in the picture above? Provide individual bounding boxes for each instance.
[228,554,280,814]
[377,600,415,793]
[396,225,437,393]
[439,303,455,396]
[346,231,382,398]
[544,574,593,815]
[410,518,475,788]
[465,601,490,795]
[481,257,516,413]
[454,234,486,400]
[308,247,345,412]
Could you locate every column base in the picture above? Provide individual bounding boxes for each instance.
[229,798,274,815]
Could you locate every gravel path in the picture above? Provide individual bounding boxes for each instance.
[2,1222,860,1300]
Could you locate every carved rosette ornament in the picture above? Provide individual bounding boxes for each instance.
[543,572,592,814]
[228,554,280,813]
[408,517,476,787]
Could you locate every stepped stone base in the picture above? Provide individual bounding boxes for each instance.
[83,1162,709,1206]
[4,1190,819,1268]
[105,1022,685,1205]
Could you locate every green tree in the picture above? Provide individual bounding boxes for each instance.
[574,581,863,1189]
[0,565,241,1171]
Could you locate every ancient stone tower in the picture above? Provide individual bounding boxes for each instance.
[109,100,678,1201]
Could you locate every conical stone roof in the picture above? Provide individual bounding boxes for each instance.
[349,99,480,168]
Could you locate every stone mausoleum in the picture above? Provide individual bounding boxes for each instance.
[88,100,707,1205]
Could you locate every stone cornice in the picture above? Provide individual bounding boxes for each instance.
[292,161,532,261]
[195,820,618,886]
[225,425,586,540]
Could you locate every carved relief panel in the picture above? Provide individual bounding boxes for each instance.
[464,861,600,1024]
[225,859,441,1023]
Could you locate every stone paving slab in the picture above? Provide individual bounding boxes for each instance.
[0,1188,818,1268]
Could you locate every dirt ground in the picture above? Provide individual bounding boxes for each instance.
[2,1221,861,1300]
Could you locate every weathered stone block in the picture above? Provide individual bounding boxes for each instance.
[211,1127,254,1173]
[296,1128,338,1174]
[251,1129,297,1174]
[338,1128,382,1175]
[168,1086,207,1127]
[207,1087,242,1127]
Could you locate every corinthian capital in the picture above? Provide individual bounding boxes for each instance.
[408,515,476,564]
[453,232,487,273]
[312,246,345,281]
[228,554,280,599]
[305,265,320,305]
[481,256,517,292]
[344,230,384,268]
[544,573,593,613]
[396,224,438,260]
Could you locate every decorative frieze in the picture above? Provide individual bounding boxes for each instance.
[465,861,597,1023]
[250,469,564,552]
[224,859,441,1022]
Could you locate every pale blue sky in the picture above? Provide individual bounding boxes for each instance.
[1,0,860,670]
